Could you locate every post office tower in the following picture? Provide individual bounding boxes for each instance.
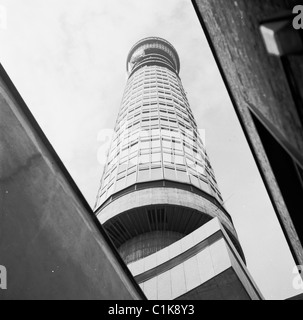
[95,37,263,300]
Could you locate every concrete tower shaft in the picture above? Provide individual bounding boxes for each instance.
[95,37,245,264]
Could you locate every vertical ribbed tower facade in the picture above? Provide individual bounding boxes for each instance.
[95,37,263,300]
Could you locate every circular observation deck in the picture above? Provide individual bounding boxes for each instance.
[126,37,181,76]
[96,183,246,265]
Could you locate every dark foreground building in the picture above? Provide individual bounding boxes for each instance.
[0,64,144,300]
[192,0,303,269]
[95,37,263,300]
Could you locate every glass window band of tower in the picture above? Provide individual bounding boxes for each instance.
[96,63,223,207]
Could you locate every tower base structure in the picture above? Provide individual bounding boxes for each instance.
[127,218,264,300]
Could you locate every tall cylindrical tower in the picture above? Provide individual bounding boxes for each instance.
[95,37,245,265]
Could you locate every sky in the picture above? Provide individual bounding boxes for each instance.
[0,0,302,300]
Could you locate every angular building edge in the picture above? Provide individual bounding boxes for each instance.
[0,64,145,300]
[128,218,264,300]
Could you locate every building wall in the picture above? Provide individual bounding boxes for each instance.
[192,0,303,265]
[0,64,144,300]
[193,0,303,160]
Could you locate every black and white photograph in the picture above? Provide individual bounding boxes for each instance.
[0,0,303,304]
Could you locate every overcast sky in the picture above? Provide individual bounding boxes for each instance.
[0,0,302,300]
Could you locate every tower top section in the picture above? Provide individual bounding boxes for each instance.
[126,37,180,76]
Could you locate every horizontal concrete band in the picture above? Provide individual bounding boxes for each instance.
[97,180,231,221]
[97,184,233,228]
[135,231,222,283]
[96,186,243,256]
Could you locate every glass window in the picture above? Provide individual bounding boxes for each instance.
[185,145,193,156]
[130,142,138,154]
[174,142,182,151]
[150,119,159,126]
[164,168,176,181]
[177,170,190,183]
[161,128,170,136]
[115,177,126,192]
[195,152,203,162]
[111,166,118,179]
[175,155,184,165]
[129,155,138,167]
[150,111,158,117]
[197,163,205,175]
[170,121,178,128]
[152,139,160,149]
[186,157,195,168]
[142,119,150,127]
[190,174,200,188]
[152,152,161,163]
[141,140,150,149]
[118,163,128,174]
[107,183,115,197]
[151,168,163,181]
[160,118,168,126]
[152,129,160,137]
[139,154,150,164]
[138,169,150,182]
[120,156,128,164]
[126,171,137,186]
[103,174,109,184]
[162,139,172,149]
[163,153,173,164]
